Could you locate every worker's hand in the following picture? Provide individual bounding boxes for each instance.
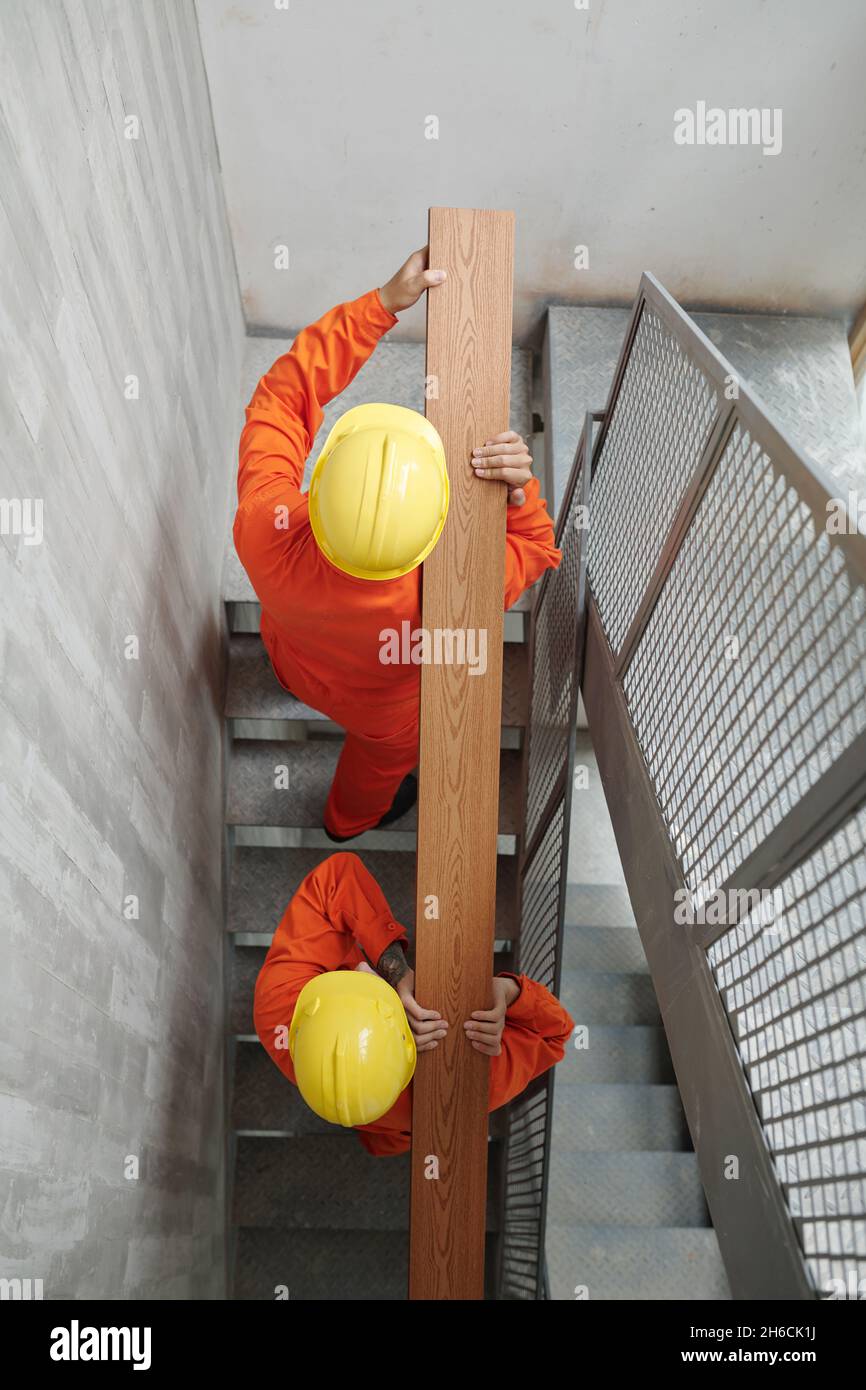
[397,966,449,1052]
[357,959,448,1052]
[471,431,533,507]
[463,976,520,1055]
[378,246,446,315]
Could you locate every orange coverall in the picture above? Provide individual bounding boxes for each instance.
[254,852,576,1156]
[234,288,561,838]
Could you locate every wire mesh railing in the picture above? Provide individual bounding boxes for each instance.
[582,272,866,1300]
[497,416,593,1299]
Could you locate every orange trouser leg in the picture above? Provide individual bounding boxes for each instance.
[324,713,419,838]
[260,619,419,839]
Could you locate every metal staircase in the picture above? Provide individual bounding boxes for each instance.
[544,757,730,1301]
[221,280,866,1300]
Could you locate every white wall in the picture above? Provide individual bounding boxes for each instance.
[196,0,866,342]
[0,0,243,1298]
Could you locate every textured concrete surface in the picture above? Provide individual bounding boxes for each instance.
[0,1,243,1298]
[197,0,866,340]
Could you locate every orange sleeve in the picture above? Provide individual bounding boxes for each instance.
[253,852,409,1084]
[503,477,561,610]
[488,972,575,1111]
[233,288,398,592]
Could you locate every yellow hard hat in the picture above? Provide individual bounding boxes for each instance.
[308,403,449,580]
[289,969,417,1127]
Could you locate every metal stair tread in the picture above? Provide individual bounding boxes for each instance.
[559,966,661,1025]
[564,882,636,928]
[554,1024,676,1085]
[226,739,522,832]
[550,1082,690,1152]
[545,1224,731,1300]
[232,1228,499,1300]
[546,1149,709,1228]
[231,1038,509,1139]
[226,632,529,727]
[232,1135,500,1231]
[227,844,518,941]
[562,922,649,973]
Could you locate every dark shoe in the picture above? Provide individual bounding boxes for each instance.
[323,774,418,843]
[376,773,418,827]
[322,824,357,844]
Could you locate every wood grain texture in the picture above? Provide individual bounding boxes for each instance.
[409,208,514,1299]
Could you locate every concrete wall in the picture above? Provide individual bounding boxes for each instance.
[0,1,243,1298]
[196,0,866,342]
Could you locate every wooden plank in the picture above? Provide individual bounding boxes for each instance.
[850,299,866,384]
[409,207,514,1300]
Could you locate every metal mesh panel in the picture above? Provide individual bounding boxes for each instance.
[500,797,567,1298]
[707,803,866,1298]
[518,795,566,986]
[624,422,866,894]
[525,459,585,848]
[586,305,718,654]
[500,1086,549,1298]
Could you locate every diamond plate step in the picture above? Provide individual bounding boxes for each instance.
[233,1228,500,1300]
[226,740,522,832]
[226,633,529,727]
[559,967,660,1026]
[545,1225,731,1301]
[232,1135,500,1230]
[554,1025,676,1085]
[232,1043,334,1135]
[546,1151,708,1228]
[231,1039,509,1139]
[227,845,518,941]
[564,883,636,928]
[234,1228,408,1300]
[550,1084,690,1152]
[562,923,648,974]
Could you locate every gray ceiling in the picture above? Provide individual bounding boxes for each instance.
[196,0,866,342]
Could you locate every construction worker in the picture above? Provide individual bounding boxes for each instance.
[234,247,561,841]
[254,852,575,1156]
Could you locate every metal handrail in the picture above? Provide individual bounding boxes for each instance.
[583,273,866,1300]
[496,273,866,1301]
[496,414,594,1299]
